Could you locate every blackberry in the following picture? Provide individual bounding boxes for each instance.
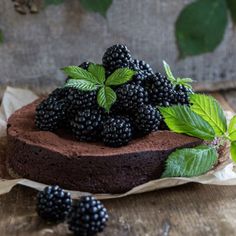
[70,108,104,141]
[145,73,175,107]
[79,61,91,70]
[68,196,109,236]
[64,87,97,111]
[102,44,132,73]
[172,84,193,105]
[36,185,72,222]
[102,116,133,147]
[134,104,161,134]
[134,59,154,78]
[35,88,67,131]
[115,84,149,111]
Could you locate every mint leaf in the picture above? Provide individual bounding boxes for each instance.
[162,145,218,177]
[79,0,112,17]
[97,86,116,112]
[62,66,100,84]
[44,0,64,6]
[159,105,215,140]
[230,141,236,162]
[88,64,106,84]
[229,116,236,141]
[64,79,98,91]
[227,0,236,24]
[176,0,228,57]
[190,94,227,136]
[105,68,135,86]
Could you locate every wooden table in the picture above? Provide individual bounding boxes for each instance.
[0,91,236,236]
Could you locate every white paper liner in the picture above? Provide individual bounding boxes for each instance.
[0,86,236,200]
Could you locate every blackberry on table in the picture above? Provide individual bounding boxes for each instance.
[69,108,104,142]
[102,44,132,73]
[102,116,133,147]
[68,196,109,236]
[172,84,193,105]
[35,88,67,131]
[115,84,149,111]
[134,104,161,134]
[145,73,175,107]
[36,185,72,222]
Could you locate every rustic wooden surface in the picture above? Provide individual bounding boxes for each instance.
[0,91,235,236]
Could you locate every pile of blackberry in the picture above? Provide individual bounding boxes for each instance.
[35,44,193,147]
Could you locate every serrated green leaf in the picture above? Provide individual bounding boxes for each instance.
[97,86,116,112]
[190,94,227,136]
[44,0,64,6]
[0,30,3,44]
[163,61,176,83]
[64,79,98,91]
[88,64,105,84]
[105,68,135,86]
[230,141,236,162]
[176,0,228,57]
[80,0,112,17]
[227,0,236,24]
[162,145,218,177]
[229,116,236,141]
[159,105,215,140]
[62,66,100,84]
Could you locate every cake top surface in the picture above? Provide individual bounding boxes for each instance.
[7,99,202,157]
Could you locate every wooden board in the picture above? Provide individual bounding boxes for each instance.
[0,92,235,236]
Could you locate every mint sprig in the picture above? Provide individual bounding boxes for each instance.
[62,64,135,112]
[162,145,218,178]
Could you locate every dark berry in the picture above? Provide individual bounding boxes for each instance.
[172,84,193,105]
[102,116,133,147]
[36,185,72,222]
[115,84,149,111]
[79,61,91,70]
[35,88,67,131]
[145,73,175,107]
[70,108,104,141]
[68,196,109,236]
[102,44,132,73]
[134,104,161,134]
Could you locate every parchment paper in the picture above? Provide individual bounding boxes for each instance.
[1,87,236,200]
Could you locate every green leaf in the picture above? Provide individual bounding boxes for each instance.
[79,0,112,17]
[62,66,100,84]
[88,64,106,84]
[230,141,236,162]
[97,86,116,112]
[163,61,176,83]
[64,79,98,91]
[44,0,64,6]
[227,0,236,24]
[229,116,236,141]
[190,94,227,136]
[0,30,3,44]
[105,68,135,86]
[162,145,218,177]
[175,0,228,57]
[159,105,215,140]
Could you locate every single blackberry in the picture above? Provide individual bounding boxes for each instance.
[64,87,97,111]
[134,59,154,78]
[35,88,67,131]
[79,61,91,70]
[70,108,104,141]
[68,196,109,236]
[36,185,72,222]
[134,104,161,134]
[102,116,133,147]
[115,84,149,111]
[172,84,193,105]
[102,44,132,73]
[145,73,175,107]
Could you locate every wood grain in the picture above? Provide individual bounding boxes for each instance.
[0,92,235,236]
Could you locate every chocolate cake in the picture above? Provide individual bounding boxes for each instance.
[7,99,205,194]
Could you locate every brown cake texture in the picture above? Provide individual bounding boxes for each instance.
[7,99,206,194]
